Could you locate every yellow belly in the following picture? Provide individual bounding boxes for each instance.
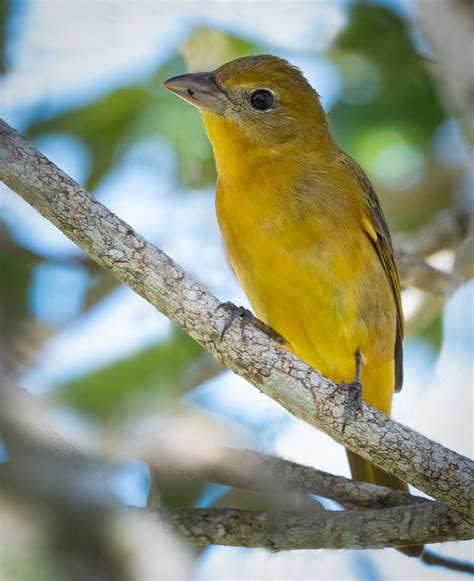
[216,181,396,414]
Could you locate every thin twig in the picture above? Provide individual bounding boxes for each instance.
[422,549,474,576]
[418,0,474,144]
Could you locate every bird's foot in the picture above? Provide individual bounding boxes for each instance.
[333,379,363,433]
[216,302,252,341]
[216,301,285,344]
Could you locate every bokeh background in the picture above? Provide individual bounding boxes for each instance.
[1,0,473,579]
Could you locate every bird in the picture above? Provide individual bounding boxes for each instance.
[164,54,422,557]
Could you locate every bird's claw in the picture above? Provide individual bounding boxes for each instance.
[333,379,363,433]
[216,301,285,344]
[216,302,252,341]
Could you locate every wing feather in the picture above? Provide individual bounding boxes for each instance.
[339,153,404,392]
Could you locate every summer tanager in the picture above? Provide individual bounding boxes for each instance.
[164,55,421,556]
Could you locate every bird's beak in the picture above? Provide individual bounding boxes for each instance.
[163,72,228,114]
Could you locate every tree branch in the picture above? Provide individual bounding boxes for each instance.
[396,208,473,258]
[8,385,428,513]
[164,448,430,510]
[418,0,474,145]
[147,504,472,550]
[12,385,472,553]
[1,119,473,522]
[422,549,474,575]
[4,385,471,551]
[395,249,453,296]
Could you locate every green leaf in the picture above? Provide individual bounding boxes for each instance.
[27,85,152,192]
[54,326,204,421]
[26,56,189,190]
[329,3,445,153]
[25,28,261,191]
[0,547,68,581]
[416,312,443,351]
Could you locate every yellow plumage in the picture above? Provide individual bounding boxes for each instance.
[164,55,421,556]
[210,137,396,414]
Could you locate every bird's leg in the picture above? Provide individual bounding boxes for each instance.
[216,302,251,341]
[216,301,285,344]
[335,349,363,433]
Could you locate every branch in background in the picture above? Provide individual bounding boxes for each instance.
[418,0,474,145]
[180,353,226,391]
[148,503,472,550]
[1,120,472,521]
[166,448,430,511]
[395,249,453,296]
[399,208,474,337]
[4,388,472,552]
[454,236,474,286]
[396,208,474,258]
[1,400,193,581]
[8,385,428,513]
[422,549,474,575]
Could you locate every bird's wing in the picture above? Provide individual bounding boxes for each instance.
[339,152,404,392]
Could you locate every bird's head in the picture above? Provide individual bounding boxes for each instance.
[163,55,331,163]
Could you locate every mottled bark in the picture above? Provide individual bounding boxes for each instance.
[1,119,472,522]
[149,504,472,550]
[180,448,430,510]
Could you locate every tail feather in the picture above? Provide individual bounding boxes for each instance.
[346,450,424,558]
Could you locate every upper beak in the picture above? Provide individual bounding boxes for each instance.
[163,72,228,114]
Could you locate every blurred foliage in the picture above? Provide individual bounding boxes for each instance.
[330,4,445,152]
[27,30,260,192]
[326,3,458,234]
[30,85,152,192]
[0,0,8,75]
[0,225,53,375]
[0,547,66,581]
[181,26,258,71]
[54,327,204,421]
[417,313,443,351]
[149,470,205,510]
[28,59,185,191]
[1,226,36,331]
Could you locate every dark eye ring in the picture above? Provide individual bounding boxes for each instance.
[250,89,275,111]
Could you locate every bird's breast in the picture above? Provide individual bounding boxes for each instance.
[215,172,395,384]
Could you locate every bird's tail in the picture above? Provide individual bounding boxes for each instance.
[346,450,424,557]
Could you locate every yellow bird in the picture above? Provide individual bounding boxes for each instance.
[164,55,421,556]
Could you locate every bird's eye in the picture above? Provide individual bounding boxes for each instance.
[250,89,275,111]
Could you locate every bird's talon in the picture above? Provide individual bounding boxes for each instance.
[216,301,233,312]
[216,302,285,344]
[335,379,363,433]
[217,303,251,341]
